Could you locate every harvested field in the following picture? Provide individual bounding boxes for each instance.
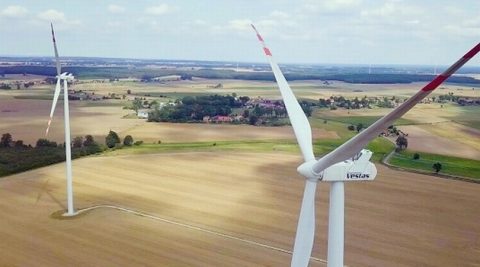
[0,98,137,145]
[120,122,339,143]
[0,97,338,145]
[396,124,480,160]
[0,152,479,266]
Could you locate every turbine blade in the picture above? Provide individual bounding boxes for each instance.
[291,180,317,267]
[313,42,480,173]
[51,23,61,76]
[251,24,315,162]
[46,79,62,136]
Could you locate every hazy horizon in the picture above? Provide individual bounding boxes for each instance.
[0,0,479,66]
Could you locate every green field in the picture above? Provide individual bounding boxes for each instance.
[316,115,415,127]
[388,150,480,180]
[105,137,395,163]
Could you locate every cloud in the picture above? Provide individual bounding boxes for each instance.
[444,16,480,37]
[1,5,28,18]
[361,1,422,18]
[269,10,290,19]
[37,9,81,28]
[38,9,67,22]
[108,4,125,14]
[228,19,253,31]
[145,4,176,15]
[302,0,361,12]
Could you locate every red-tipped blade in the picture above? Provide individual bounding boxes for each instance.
[313,42,480,174]
[51,23,61,76]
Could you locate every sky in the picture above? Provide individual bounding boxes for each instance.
[0,0,479,65]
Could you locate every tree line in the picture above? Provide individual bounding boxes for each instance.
[2,65,479,84]
[0,133,103,177]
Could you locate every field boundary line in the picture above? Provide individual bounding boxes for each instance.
[74,205,330,266]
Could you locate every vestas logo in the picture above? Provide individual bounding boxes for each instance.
[346,172,370,179]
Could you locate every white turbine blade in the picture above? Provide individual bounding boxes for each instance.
[291,179,317,267]
[313,42,480,173]
[51,23,61,76]
[251,25,315,162]
[46,79,61,136]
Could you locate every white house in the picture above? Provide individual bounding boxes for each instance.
[137,109,151,119]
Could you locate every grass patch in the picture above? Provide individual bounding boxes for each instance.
[105,138,394,164]
[317,115,415,127]
[14,95,55,100]
[389,150,480,179]
[456,120,480,130]
[105,140,300,156]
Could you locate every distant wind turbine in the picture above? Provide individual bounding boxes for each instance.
[251,24,480,267]
[45,23,76,216]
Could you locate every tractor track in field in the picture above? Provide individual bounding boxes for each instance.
[60,204,331,266]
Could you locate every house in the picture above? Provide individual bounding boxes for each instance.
[137,109,151,119]
[213,116,233,123]
[152,75,181,82]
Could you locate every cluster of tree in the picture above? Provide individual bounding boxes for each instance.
[411,153,443,174]
[437,93,460,102]
[105,130,137,148]
[395,135,408,151]
[2,66,480,84]
[148,94,241,122]
[0,133,103,177]
[319,95,402,110]
[0,83,12,90]
[347,123,365,132]
[241,101,289,125]
[1,133,28,148]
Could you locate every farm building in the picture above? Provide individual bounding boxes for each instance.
[137,109,151,119]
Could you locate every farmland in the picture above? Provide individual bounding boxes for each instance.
[1,151,479,266]
[1,72,480,266]
[1,77,480,174]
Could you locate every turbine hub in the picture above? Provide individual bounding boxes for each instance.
[297,160,323,181]
[57,73,75,81]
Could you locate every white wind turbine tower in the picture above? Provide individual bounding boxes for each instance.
[45,23,76,216]
[251,25,480,267]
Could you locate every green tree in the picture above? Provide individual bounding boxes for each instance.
[132,98,143,113]
[396,135,408,150]
[300,101,312,117]
[105,130,121,148]
[73,136,83,148]
[248,115,258,125]
[123,135,134,146]
[14,140,25,148]
[83,135,95,147]
[433,162,442,173]
[1,133,12,147]
[356,123,364,133]
[36,139,57,148]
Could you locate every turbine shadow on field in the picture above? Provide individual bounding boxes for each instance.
[33,177,66,210]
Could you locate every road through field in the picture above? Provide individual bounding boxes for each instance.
[0,152,479,266]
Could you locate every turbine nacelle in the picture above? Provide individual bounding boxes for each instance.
[57,72,74,81]
[297,149,377,182]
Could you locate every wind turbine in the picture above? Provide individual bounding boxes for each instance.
[45,23,76,216]
[251,24,480,267]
